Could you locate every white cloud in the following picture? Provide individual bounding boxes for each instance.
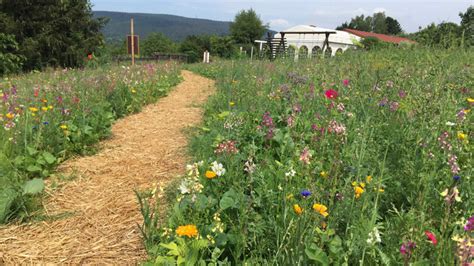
[269,18,290,28]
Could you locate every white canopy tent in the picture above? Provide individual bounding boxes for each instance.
[272,25,361,58]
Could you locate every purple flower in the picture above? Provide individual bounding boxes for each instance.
[300,189,311,198]
[453,175,461,182]
[378,98,388,107]
[398,90,407,98]
[400,241,416,256]
[464,216,474,231]
[389,101,400,112]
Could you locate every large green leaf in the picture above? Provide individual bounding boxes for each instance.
[0,187,18,222]
[42,152,56,165]
[22,178,45,195]
[305,244,329,265]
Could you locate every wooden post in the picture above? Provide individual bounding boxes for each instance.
[250,46,254,60]
[131,18,135,65]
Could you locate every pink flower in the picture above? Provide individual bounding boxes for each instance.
[425,231,437,245]
[324,89,338,100]
[299,147,312,165]
[343,79,350,86]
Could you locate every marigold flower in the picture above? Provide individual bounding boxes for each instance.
[354,186,364,198]
[205,170,217,179]
[5,113,14,120]
[293,204,303,215]
[313,203,329,217]
[176,224,198,238]
[29,107,39,112]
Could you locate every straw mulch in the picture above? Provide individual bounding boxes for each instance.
[0,70,215,264]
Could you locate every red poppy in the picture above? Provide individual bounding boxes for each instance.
[325,89,338,99]
[425,230,437,245]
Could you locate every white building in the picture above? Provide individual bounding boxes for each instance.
[272,25,361,58]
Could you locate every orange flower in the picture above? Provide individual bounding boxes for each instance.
[5,113,14,119]
[176,224,198,238]
[313,203,329,217]
[205,170,217,179]
[293,204,303,215]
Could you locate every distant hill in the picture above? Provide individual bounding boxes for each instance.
[93,11,231,42]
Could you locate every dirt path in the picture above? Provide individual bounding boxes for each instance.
[0,70,214,264]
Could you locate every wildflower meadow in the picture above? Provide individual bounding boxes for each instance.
[0,63,181,222]
[139,47,473,265]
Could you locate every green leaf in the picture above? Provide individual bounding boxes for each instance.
[305,244,329,265]
[217,111,230,119]
[26,146,38,156]
[160,241,180,257]
[42,152,57,165]
[22,178,45,195]
[26,165,42,172]
[0,187,18,222]
[219,195,235,210]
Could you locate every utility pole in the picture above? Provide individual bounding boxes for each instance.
[131,18,135,65]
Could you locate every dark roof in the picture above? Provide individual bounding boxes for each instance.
[343,29,416,44]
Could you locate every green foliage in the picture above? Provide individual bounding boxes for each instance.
[0,33,24,76]
[143,48,473,264]
[360,36,394,50]
[0,63,182,223]
[412,22,463,48]
[459,5,474,47]
[210,36,237,59]
[230,9,268,45]
[0,0,106,71]
[142,33,177,56]
[337,12,403,35]
[179,35,211,63]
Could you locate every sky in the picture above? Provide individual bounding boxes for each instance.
[91,0,472,33]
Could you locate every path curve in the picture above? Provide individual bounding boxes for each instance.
[0,70,214,264]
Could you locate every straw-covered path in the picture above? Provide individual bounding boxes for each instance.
[0,70,214,264]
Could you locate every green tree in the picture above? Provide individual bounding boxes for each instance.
[386,16,402,35]
[0,33,24,75]
[0,0,106,71]
[230,9,267,45]
[372,12,387,34]
[179,35,211,63]
[210,36,237,58]
[141,33,177,56]
[459,5,473,46]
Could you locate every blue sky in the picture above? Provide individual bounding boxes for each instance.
[91,0,472,33]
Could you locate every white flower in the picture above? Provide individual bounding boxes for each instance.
[211,161,226,176]
[446,121,456,126]
[285,168,296,178]
[367,227,382,245]
[178,180,190,194]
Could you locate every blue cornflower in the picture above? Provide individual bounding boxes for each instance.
[300,189,311,198]
[43,121,49,125]
[453,175,461,182]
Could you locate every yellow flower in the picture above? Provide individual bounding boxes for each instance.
[366,175,372,183]
[467,97,474,104]
[293,204,303,215]
[360,182,366,188]
[5,113,14,119]
[457,132,467,141]
[286,193,294,200]
[131,89,137,93]
[354,186,364,199]
[29,107,39,112]
[320,171,328,178]
[41,106,48,112]
[60,125,68,130]
[351,181,358,187]
[48,105,54,110]
[205,170,217,179]
[176,224,198,238]
[313,203,329,217]
[229,101,235,107]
